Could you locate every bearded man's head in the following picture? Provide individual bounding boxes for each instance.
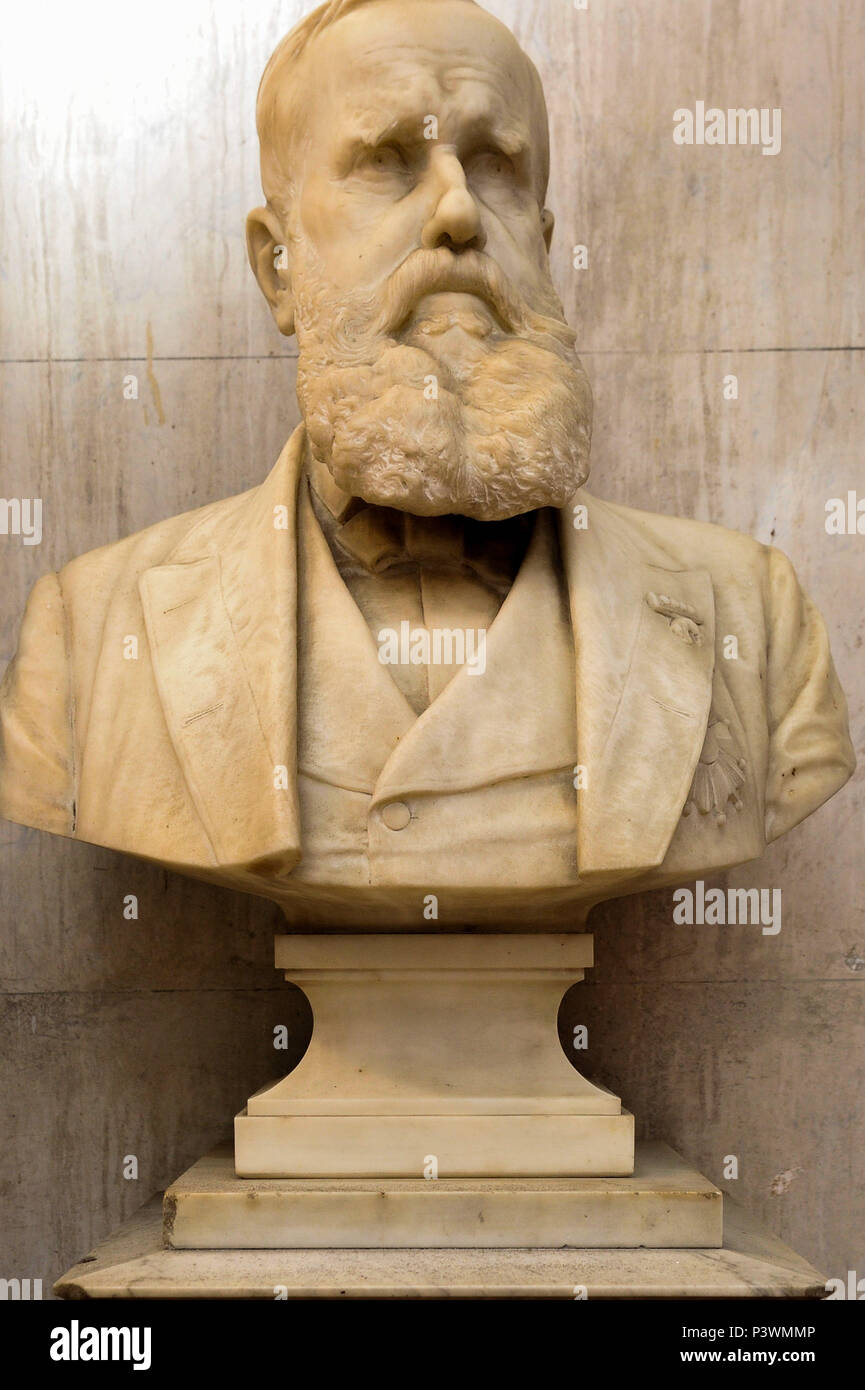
[247,0,593,522]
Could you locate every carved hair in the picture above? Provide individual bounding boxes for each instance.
[256,0,549,214]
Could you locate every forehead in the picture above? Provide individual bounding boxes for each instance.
[297,1,545,153]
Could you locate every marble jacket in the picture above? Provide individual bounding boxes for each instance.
[0,426,854,927]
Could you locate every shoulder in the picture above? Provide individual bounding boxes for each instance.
[53,426,305,621]
[56,484,259,615]
[574,490,797,626]
[579,490,772,576]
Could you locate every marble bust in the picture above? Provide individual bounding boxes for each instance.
[0,0,855,932]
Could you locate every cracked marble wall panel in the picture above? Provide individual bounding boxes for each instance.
[0,829,291,994]
[538,0,865,353]
[0,2,282,363]
[0,358,300,635]
[560,978,865,1278]
[0,988,307,1284]
[1,0,862,361]
[587,827,864,990]
[588,348,865,555]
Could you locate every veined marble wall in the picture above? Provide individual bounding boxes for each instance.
[1,0,862,1287]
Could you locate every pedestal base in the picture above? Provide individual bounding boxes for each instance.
[239,933,634,1177]
[54,1196,827,1299]
[236,1105,635,1178]
[167,1141,721,1249]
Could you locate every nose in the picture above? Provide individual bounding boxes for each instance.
[421,150,487,253]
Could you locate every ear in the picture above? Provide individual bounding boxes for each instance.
[246,205,295,336]
[540,206,555,253]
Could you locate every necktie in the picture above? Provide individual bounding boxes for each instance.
[323,494,533,594]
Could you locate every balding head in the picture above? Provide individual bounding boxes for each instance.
[256,0,551,219]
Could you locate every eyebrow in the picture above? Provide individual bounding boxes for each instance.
[335,109,533,168]
[342,112,434,152]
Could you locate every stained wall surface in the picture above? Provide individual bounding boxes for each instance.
[1,0,862,1288]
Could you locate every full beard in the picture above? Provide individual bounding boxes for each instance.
[293,244,593,521]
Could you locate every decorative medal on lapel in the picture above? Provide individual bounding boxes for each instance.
[682,716,747,825]
[645,591,704,645]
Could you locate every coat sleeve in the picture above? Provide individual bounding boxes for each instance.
[0,571,76,837]
[763,545,855,843]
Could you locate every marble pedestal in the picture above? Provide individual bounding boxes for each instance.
[235,933,634,1178]
[53,933,829,1298]
[54,1195,828,1299]
[166,1141,723,1249]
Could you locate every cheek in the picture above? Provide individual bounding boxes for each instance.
[485,212,551,282]
[298,181,421,283]
[297,176,350,253]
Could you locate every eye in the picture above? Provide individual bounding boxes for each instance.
[361,143,408,176]
[467,148,516,183]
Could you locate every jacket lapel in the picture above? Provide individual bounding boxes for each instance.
[560,493,716,877]
[138,428,306,873]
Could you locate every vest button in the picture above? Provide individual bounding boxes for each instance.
[380,801,412,831]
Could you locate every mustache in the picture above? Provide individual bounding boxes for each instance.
[371,248,576,350]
